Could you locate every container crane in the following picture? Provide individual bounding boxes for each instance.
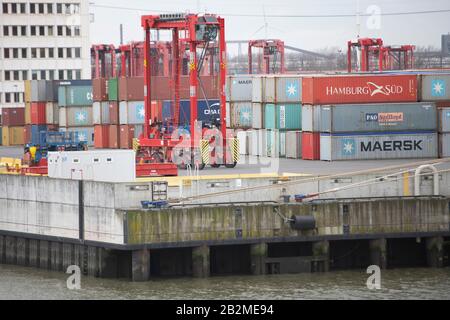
[248,39,285,74]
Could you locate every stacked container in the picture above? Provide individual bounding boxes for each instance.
[58,81,94,146]
[1,107,25,146]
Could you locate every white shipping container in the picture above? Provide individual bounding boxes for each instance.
[59,108,67,127]
[227,75,253,101]
[252,103,263,129]
[230,102,252,129]
[252,75,275,103]
[48,150,136,182]
[45,102,58,125]
[248,129,266,157]
[301,105,321,132]
[237,130,249,155]
[286,131,302,159]
[320,132,438,161]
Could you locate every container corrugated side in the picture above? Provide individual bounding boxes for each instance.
[420,75,450,101]
[439,107,450,132]
[251,103,263,129]
[65,106,93,127]
[439,133,450,157]
[301,105,321,132]
[320,102,437,133]
[320,131,438,161]
[59,127,94,146]
[230,102,252,129]
[58,86,93,106]
[285,131,302,159]
[119,101,145,125]
[237,130,249,155]
[228,75,253,101]
[275,76,302,103]
[248,129,266,156]
[264,104,301,130]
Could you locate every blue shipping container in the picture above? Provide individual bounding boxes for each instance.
[162,100,220,125]
[30,125,48,145]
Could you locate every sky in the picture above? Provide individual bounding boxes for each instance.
[89,0,450,54]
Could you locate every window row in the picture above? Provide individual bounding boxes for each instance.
[3,47,82,59]
[2,92,24,104]
[2,25,81,37]
[2,3,80,15]
[2,69,82,82]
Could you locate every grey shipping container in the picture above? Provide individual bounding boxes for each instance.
[58,86,93,106]
[119,101,145,125]
[420,74,450,101]
[227,75,253,101]
[252,76,275,103]
[320,103,437,133]
[59,127,94,146]
[439,107,450,132]
[230,102,252,129]
[275,76,302,103]
[320,132,438,161]
[93,102,110,125]
[30,80,47,102]
[252,103,263,129]
[60,106,93,127]
[45,102,58,125]
[248,129,266,156]
[302,105,322,132]
[439,133,450,157]
[285,131,302,159]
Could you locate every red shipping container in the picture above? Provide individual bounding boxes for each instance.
[94,125,109,149]
[23,125,31,144]
[302,74,418,105]
[109,101,119,124]
[30,102,47,124]
[302,132,320,160]
[93,78,108,101]
[2,108,25,126]
[109,125,119,149]
[119,125,135,149]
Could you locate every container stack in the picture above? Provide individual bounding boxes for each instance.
[1,107,25,146]
[93,76,112,149]
[24,80,59,145]
[58,80,94,146]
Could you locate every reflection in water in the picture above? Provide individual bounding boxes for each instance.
[0,265,449,300]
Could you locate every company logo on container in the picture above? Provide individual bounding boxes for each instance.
[75,111,88,124]
[77,131,87,142]
[326,82,404,97]
[136,105,145,120]
[342,139,356,156]
[431,79,446,97]
[286,81,299,98]
[365,113,404,123]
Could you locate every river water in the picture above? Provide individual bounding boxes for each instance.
[0,265,449,300]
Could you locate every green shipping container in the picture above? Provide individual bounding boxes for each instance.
[108,78,119,101]
[264,104,302,130]
[58,86,93,106]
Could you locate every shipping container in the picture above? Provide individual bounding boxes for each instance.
[23,125,31,144]
[0,127,2,145]
[134,125,144,139]
[285,131,302,159]
[275,76,302,102]
[439,107,450,132]
[226,103,230,128]
[2,108,25,126]
[109,101,120,124]
[24,80,31,103]
[109,125,119,149]
[30,125,47,145]
[94,125,109,149]
[236,130,249,155]
[439,133,450,157]
[58,86,93,106]
[248,129,266,157]
[264,104,302,130]
[162,100,220,126]
[59,127,94,146]
[119,101,145,125]
[93,102,110,125]
[119,125,135,149]
[30,80,47,102]
[302,74,418,105]
[251,103,263,129]
[266,129,284,157]
[25,103,31,125]
[93,78,108,101]
[108,78,119,101]
[252,76,275,103]
[320,131,438,161]
[46,102,59,125]
[2,126,25,146]
[31,102,46,124]
[230,102,252,129]
[60,106,93,127]
[420,75,450,101]
[227,75,253,101]
[320,102,437,133]
[302,132,320,160]
[301,105,321,132]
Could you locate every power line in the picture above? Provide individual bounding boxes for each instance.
[91,4,450,19]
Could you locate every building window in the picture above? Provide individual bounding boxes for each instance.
[13,70,20,81]
[22,70,28,80]
[3,26,9,36]
[21,48,27,58]
[57,26,63,36]
[2,3,8,14]
[31,48,37,58]
[21,26,26,36]
[74,26,80,36]
[65,4,71,14]
[11,3,17,14]
[57,3,62,14]
[30,3,35,14]
[75,48,81,58]
[58,48,64,58]
[12,26,18,36]
[13,48,19,58]
[31,26,36,36]
[32,70,38,80]
[5,93,11,103]
[67,48,72,58]
[67,70,73,80]
[49,70,54,80]
[66,26,71,36]
[14,92,21,103]
[48,26,53,36]
[41,70,46,80]
[4,48,10,59]
[5,71,11,81]
[20,3,26,14]
[40,48,46,58]
[48,48,54,58]
[59,70,64,80]
[75,70,81,80]
[39,26,45,36]
[38,3,44,14]
[47,3,53,14]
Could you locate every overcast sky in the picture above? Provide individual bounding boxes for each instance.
[89,0,450,53]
